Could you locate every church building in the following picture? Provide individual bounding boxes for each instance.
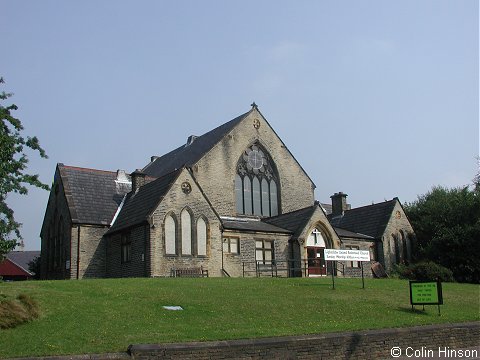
[40,105,415,279]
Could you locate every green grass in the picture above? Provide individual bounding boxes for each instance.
[0,277,478,358]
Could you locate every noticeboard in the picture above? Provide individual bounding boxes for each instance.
[324,249,370,262]
[409,281,443,305]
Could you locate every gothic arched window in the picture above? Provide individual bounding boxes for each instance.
[165,214,177,255]
[181,208,192,255]
[197,217,208,257]
[236,144,280,217]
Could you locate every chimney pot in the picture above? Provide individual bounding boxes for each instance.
[331,192,349,216]
[131,169,146,193]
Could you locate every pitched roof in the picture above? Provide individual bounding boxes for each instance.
[5,251,40,275]
[221,218,292,234]
[142,111,251,178]
[333,227,374,240]
[263,205,318,239]
[59,164,132,225]
[107,169,182,234]
[328,199,398,239]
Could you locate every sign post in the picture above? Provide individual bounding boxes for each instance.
[324,249,371,289]
[409,280,443,316]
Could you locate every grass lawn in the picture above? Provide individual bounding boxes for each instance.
[0,277,479,358]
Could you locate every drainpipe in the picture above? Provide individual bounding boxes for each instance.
[76,226,80,280]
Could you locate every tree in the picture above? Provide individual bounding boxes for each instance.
[0,78,49,260]
[404,185,480,283]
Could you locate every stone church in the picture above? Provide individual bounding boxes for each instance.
[40,105,415,279]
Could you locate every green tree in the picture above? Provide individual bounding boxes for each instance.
[404,185,480,283]
[0,78,49,260]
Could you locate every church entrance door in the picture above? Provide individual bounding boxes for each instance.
[307,247,326,276]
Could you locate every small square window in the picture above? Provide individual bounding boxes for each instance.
[223,237,240,254]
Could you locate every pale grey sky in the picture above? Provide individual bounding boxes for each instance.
[1,0,478,250]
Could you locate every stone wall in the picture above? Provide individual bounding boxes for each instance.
[382,201,416,272]
[40,166,73,280]
[340,238,376,278]
[127,322,480,360]
[193,109,315,218]
[222,230,291,278]
[106,225,149,278]
[149,169,223,278]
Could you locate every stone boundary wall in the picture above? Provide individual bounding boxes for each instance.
[8,322,479,360]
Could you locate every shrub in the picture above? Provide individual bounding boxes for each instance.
[0,294,40,329]
[394,261,454,282]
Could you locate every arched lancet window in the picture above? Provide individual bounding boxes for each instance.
[197,217,208,256]
[235,143,280,217]
[181,209,192,255]
[165,214,177,255]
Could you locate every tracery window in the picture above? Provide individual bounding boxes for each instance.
[236,144,279,217]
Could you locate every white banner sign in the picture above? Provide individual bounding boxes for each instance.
[324,249,370,262]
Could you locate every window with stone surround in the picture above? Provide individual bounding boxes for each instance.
[236,144,279,217]
[121,233,131,263]
[255,240,274,264]
[165,214,177,255]
[181,208,192,255]
[345,245,360,268]
[197,217,208,256]
[223,237,240,254]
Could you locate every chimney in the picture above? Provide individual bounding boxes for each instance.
[330,192,349,216]
[115,169,130,184]
[131,169,146,193]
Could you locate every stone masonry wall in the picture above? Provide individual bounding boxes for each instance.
[222,230,291,277]
[106,225,149,278]
[40,167,73,280]
[382,201,416,272]
[76,225,109,278]
[340,238,376,278]
[128,321,480,360]
[193,109,315,218]
[149,169,223,278]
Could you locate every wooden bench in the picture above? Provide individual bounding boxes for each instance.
[170,267,209,278]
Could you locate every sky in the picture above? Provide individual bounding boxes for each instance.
[1,1,478,251]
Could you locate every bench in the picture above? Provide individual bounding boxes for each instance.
[170,267,209,278]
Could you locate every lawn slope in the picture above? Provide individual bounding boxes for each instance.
[0,277,478,358]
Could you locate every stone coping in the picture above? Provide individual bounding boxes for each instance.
[6,321,479,360]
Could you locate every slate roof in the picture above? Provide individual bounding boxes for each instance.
[107,169,182,234]
[221,218,292,234]
[328,199,398,239]
[263,205,318,239]
[59,164,132,225]
[142,111,251,178]
[333,227,374,240]
[6,251,40,275]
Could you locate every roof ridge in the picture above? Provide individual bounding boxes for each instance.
[59,164,122,175]
[345,198,397,213]
[142,109,252,176]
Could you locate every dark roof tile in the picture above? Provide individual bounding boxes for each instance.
[59,165,132,225]
[107,169,182,234]
[6,251,40,275]
[328,199,397,239]
[222,219,291,234]
[142,111,250,177]
[263,205,318,239]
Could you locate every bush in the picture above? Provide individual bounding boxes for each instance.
[394,261,454,282]
[0,294,40,329]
